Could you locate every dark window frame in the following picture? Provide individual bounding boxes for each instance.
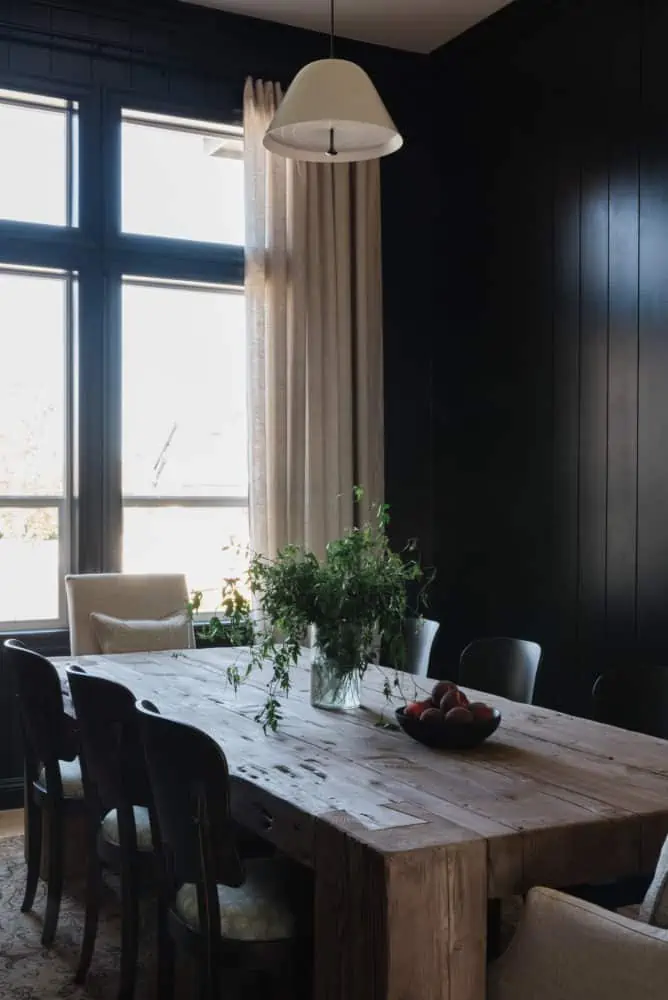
[0,73,245,636]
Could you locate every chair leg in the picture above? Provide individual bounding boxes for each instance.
[75,821,102,985]
[199,954,220,1000]
[278,940,310,1000]
[156,900,175,1000]
[296,940,313,1000]
[42,806,64,947]
[275,966,295,1000]
[21,798,42,913]
[199,972,219,1000]
[118,856,140,1000]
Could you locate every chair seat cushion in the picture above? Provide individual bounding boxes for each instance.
[89,611,193,655]
[38,758,84,799]
[101,805,153,852]
[640,835,668,926]
[175,859,296,941]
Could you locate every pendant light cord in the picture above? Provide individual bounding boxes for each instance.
[329,0,335,58]
[327,0,338,157]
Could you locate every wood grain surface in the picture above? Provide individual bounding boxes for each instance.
[54,648,668,1000]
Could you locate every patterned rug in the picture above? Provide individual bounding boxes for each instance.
[0,831,531,999]
[0,834,192,1000]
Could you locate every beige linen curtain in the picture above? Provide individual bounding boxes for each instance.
[244,77,384,559]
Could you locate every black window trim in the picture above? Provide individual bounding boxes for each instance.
[0,75,245,634]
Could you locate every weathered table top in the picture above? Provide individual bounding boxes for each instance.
[54,647,668,1000]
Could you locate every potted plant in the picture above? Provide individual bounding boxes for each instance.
[188,579,254,648]
[193,488,433,731]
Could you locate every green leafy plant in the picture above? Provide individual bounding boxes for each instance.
[191,488,433,732]
[189,579,254,648]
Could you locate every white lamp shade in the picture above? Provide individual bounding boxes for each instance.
[263,59,403,163]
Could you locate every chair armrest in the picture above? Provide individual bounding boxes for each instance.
[489,887,668,1000]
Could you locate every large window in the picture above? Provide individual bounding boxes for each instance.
[121,110,243,245]
[0,89,78,228]
[0,91,245,630]
[121,278,248,609]
[0,267,74,625]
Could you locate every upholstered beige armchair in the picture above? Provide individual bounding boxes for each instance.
[65,573,195,655]
[489,887,668,1000]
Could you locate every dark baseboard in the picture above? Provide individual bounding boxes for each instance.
[0,778,23,812]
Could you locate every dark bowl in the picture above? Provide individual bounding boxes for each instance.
[395,706,501,750]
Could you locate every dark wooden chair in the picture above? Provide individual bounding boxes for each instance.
[3,638,84,947]
[458,637,542,959]
[566,665,668,912]
[593,666,668,739]
[459,637,542,704]
[66,666,156,1000]
[136,699,311,1000]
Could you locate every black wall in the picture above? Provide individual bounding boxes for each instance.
[431,0,668,712]
[0,0,436,805]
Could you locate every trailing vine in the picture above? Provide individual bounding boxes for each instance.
[190,488,434,732]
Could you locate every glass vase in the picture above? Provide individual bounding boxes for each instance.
[310,648,361,711]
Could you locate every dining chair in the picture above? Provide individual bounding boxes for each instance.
[136,699,311,1000]
[562,665,668,914]
[3,639,84,946]
[67,666,156,1000]
[65,572,195,655]
[592,665,668,739]
[401,617,440,676]
[489,886,668,1000]
[458,636,542,957]
[459,637,542,704]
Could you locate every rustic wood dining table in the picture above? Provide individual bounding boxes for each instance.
[54,647,668,1000]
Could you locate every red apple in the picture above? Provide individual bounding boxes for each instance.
[441,688,469,713]
[405,699,432,719]
[431,680,458,706]
[445,706,474,724]
[420,707,444,724]
[469,702,495,722]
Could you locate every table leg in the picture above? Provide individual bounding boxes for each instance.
[314,823,487,1000]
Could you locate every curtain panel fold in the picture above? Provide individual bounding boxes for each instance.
[244,77,384,559]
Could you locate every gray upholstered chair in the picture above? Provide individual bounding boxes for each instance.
[490,886,668,1000]
[459,637,542,704]
[401,617,440,676]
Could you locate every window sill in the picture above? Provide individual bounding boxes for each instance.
[0,627,70,656]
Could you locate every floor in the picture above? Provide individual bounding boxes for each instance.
[0,808,22,839]
[0,829,183,999]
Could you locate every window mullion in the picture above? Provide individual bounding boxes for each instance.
[103,270,123,572]
[59,271,76,621]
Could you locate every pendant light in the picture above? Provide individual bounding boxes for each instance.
[263,0,403,162]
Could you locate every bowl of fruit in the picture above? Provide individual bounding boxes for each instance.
[396,681,501,750]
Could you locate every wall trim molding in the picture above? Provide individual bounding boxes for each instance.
[0,777,23,812]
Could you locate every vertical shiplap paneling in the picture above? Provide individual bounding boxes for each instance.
[577,126,610,663]
[606,111,639,657]
[431,0,665,710]
[551,121,582,680]
[637,1,668,657]
[514,110,556,682]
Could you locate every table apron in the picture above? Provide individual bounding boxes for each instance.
[230,777,315,868]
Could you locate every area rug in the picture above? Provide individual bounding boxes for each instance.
[0,831,531,1000]
[0,834,190,1000]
